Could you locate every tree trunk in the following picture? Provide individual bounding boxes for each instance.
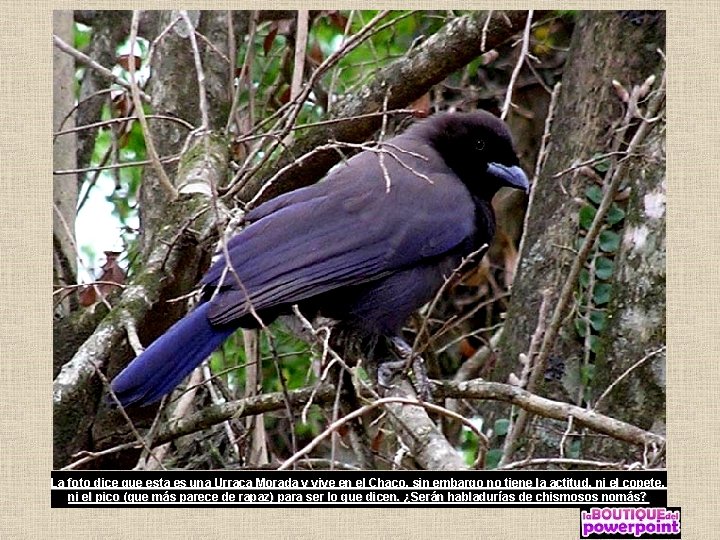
[53,11,78,317]
[493,11,665,462]
[588,107,666,461]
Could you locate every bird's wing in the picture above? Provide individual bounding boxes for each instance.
[202,143,477,325]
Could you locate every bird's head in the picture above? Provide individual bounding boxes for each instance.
[419,110,529,199]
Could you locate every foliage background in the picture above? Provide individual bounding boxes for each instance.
[52,8,667,473]
[1,1,719,540]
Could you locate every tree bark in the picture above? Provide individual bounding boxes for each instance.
[493,11,665,461]
[588,109,666,461]
[53,11,78,317]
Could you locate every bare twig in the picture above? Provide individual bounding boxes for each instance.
[295,458,362,471]
[499,290,551,466]
[193,27,232,65]
[594,346,666,411]
[61,441,142,470]
[327,11,356,115]
[242,329,269,466]
[153,384,337,446]
[278,396,477,471]
[500,10,533,120]
[481,11,494,52]
[435,379,665,451]
[551,151,632,179]
[54,115,194,138]
[519,289,552,387]
[146,14,183,68]
[290,305,377,422]
[120,310,145,356]
[283,109,416,135]
[143,371,202,469]
[53,155,181,176]
[52,34,150,102]
[280,10,309,150]
[201,363,241,462]
[452,326,504,382]
[139,372,665,465]
[245,138,407,210]
[180,11,211,132]
[515,80,559,279]
[532,82,561,184]
[559,415,574,459]
[53,281,126,295]
[411,244,489,359]
[290,10,309,103]
[226,11,259,134]
[128,10,177,199]
[95,364,166,469]
[499,457,629,470]
[56,87,114,136]
[53,203,112,311]
[223,10,392,200]
[377,90,393,192]
[267,330,299,463]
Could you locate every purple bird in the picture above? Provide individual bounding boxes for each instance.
[111,111,528,406]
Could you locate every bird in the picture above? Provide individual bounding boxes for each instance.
[110,110,529,407]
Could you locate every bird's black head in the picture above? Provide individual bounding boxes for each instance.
[415,110,529,199]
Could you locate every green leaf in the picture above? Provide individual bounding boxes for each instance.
[579,268,590,288]
[585,185,603,205]
[593,283,612,305]
[606,204,626,226]
[595,257,614,280]
[485,449,503,470]
[599,230,621,252]
[74,22,92,51]
[589,335,603,354]
[574,318,588,337]
[592,153,610,173]
[589,311,607,332]
[567,439,582,459]
[294,421,315,438]
[355,366,370,382]
[494,418,510,437]
[579,205,596,230]
[580,364,596,385]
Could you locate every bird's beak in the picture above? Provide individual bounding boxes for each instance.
[488,163,530,193]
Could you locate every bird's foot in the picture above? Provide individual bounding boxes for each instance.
[410,355,431,402]
[386,337,431,401]
[377,359,407,389]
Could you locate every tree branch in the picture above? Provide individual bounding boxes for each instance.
[139,376,666,468]
[434,379,665,451]
[53,134,229,467]
[237,10,545,204]
[153,384,337,446]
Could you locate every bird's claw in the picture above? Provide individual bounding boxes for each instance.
[381,337,432,401]
[377,359,407,389]
[411,356,431,402]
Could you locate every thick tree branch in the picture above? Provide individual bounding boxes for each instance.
[384,380,469,470]
[53,134,228,467]
[237,10,545,204]
[153,384,337,446]
[434,379,665,451]
[133,376,665,470]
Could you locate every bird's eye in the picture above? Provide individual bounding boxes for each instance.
[475,139,485,151]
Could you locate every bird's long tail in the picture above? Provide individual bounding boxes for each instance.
[111,302,238,407]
